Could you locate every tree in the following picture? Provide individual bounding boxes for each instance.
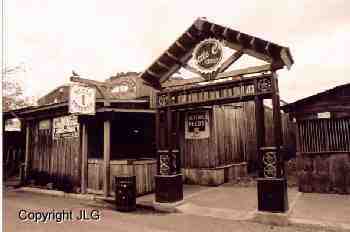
[2,64,35,111]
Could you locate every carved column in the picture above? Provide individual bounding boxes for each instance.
[257,72,288,213]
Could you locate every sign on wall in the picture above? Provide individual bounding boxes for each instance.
[317,112,331,119]
[110,78,137,99]
[69,84,96,115]
[39,119,51,130]
[5,118,21,131]
[185,110,210,139]
[53,115,79,140]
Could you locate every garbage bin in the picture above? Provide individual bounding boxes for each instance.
[115,176,136,212]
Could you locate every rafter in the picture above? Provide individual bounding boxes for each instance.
[157,61,171,70]
[175,41,187,52]
[217,50,244,73]
[225,41,273,63]
[215,64,278,80]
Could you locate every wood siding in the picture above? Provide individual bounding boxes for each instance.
[28,119,81,189]
[297,119,350,153]
[87,159,157,196]
[178,102,294,170]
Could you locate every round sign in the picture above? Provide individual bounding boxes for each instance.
[193,38,223,73]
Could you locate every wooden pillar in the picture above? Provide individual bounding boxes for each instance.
[175,111,181,173]
[103,119,111,197]
[155,109,160,175]
[81,121,88,194]
[257,72,288,213]
[255,96,265,177]
[167,108,173,173]
[271,72,284,177]
[24,121,30,180]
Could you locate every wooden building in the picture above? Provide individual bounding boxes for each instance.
[4,19,296,200]
[4,72,158,196]
[282,83,350,194]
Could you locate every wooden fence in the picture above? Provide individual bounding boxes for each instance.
[297,118,350,153]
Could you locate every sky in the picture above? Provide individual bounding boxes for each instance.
[3,0,350,103]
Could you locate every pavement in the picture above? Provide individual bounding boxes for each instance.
[138,182,350,231]
[5,182,350,232]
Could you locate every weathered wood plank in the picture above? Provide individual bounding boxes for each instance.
[103,120,111,197]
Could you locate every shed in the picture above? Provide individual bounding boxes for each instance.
[282,83,350,193]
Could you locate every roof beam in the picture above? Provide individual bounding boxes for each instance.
[186,32,196,41]
[225,41,273,63]
[217,50,244,73]
[160,52,193,83]
[175,41,187,52]
[157,61,171,70]
[215,64,274,79]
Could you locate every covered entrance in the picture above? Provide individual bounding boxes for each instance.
[140,18,294,212]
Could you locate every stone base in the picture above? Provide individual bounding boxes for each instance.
[252,210,291,226]
[257,178,289,213]
[155,174,183,203]
[182,162,247,186]
[153,200,184,213]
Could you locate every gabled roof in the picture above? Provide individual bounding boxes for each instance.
[140,17,294,89]
[282,83,350,113]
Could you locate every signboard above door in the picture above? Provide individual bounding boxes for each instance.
[69,84,96,115]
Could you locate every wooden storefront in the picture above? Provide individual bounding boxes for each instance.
[3,72,158,196]
[282,83,350,194]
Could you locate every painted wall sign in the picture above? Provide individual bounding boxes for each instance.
[5,118,21,131]
[39,119,51,130]
[69,84,96,115]
[317,112,331,119]
[53,115,79,140]
[193,38,223,74]
[185,110,210,139]
[110,78,137,99]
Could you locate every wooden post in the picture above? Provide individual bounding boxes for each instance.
[81,121,88,194]
[24,121,30,180]
[271,72,284,177]
[167,108,173,173]
[103,119,111,197]
[255,96,265,177]
[175,111,181,173]
[155,109,160,175]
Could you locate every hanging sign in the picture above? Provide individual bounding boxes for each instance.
[193,38,223,74]
[185,110,210,139]
[69,84,96,115]
[53,115,79,140]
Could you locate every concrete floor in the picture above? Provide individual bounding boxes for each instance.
[4,188,341,232]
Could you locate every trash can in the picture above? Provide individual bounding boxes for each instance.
[115,176,136,212]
